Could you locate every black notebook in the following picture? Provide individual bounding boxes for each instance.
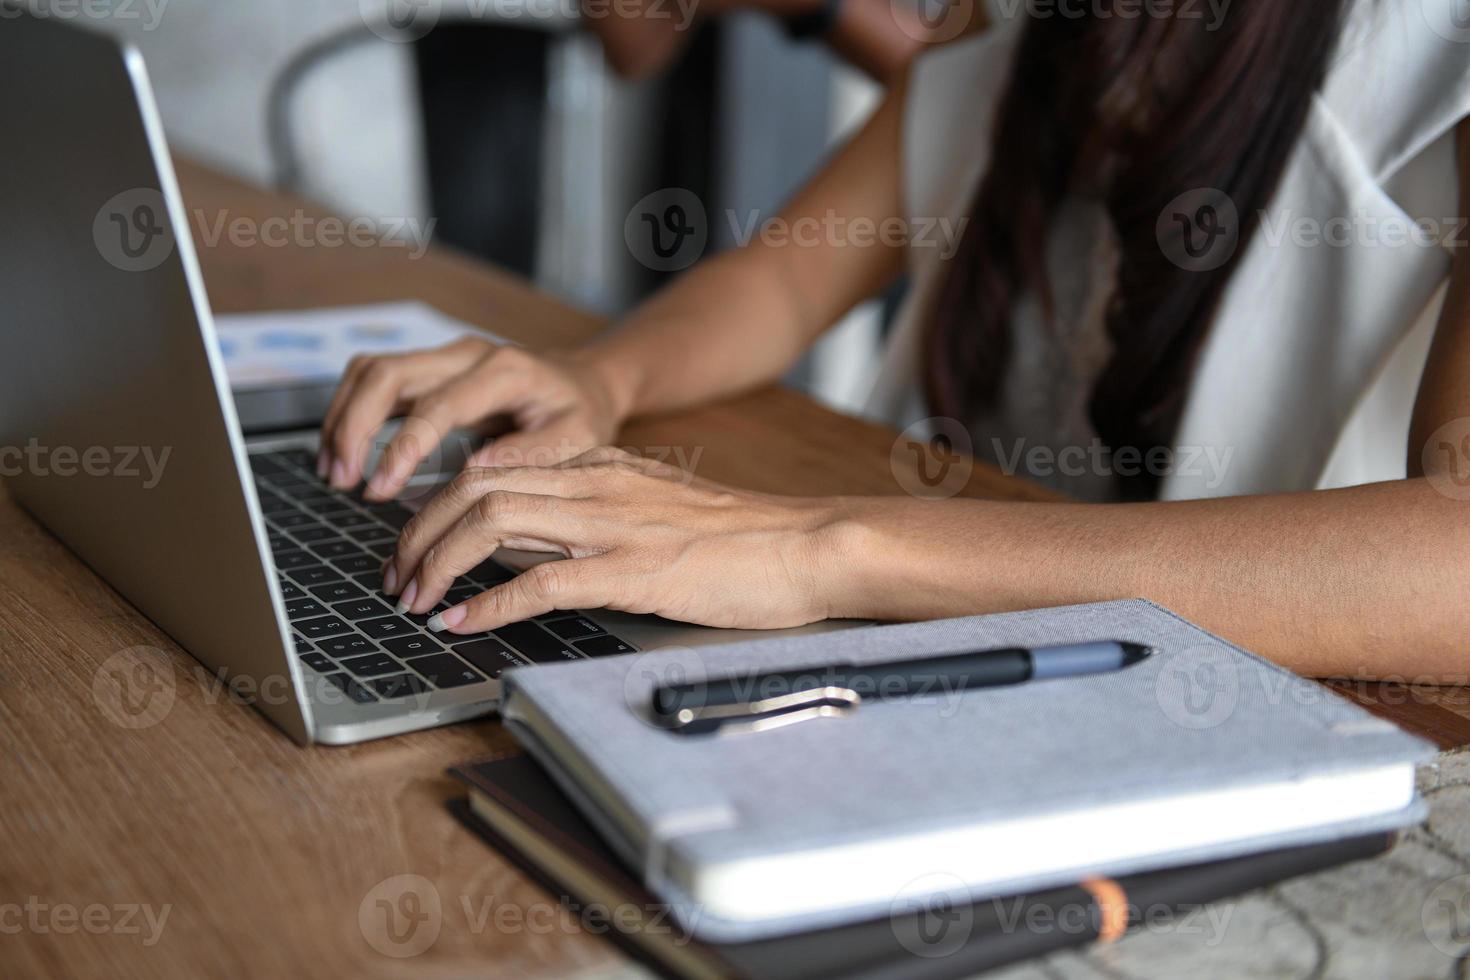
[448,752,1394,980]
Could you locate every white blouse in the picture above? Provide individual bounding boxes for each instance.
[864,0,1470,500]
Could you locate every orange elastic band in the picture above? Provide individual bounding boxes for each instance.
[1080,876,1129,945]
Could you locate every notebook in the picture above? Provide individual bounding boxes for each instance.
[499,599,1434,942]
[449,750,1397,980]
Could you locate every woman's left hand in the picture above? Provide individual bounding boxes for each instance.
[382,447,851,634]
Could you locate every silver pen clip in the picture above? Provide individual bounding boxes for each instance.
[660,686,862,736]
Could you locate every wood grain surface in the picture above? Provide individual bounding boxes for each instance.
[3,161,1466,980]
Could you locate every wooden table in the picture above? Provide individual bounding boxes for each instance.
[3,162,1467,979]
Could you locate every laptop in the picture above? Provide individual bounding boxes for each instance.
[0,13,852,744]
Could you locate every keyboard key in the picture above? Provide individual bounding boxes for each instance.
[250,454,287,475]
[265,470,313,487]
[316,634,377,659]
[363,540,396,559]
[323,672,377,704]
[545,616,607,641]
[270,511,318,529]
[312,540,363,561]
[576,635,636,657]
[291,564,345,587]
[382,636,445,658]
[468,560,514,585]
[305,496,356,516]
[285,597,329,620]
[291,634,313,654]
[290,525,338,544]
[325,510,375,528]
[353,570,391,591]
[332,554,381,575]
[332,597,395,621]
[267,532,293,553]
[368,503,413,529]
[275,448,317,468]
[279,579,304,601]
[452,638,527,678]
[494,621,581,664]
[340,653,402,678]
[368,674,429,699]
[406,653,485,688]
[257,492,296,515]
[348,524,397,544]
[273,549,317,571]
[446,585,482,606]
[295,615,355,640]
[308,581,366,603]
[399,608,437,630]
[299,652,335,673]
[359,616,422,640]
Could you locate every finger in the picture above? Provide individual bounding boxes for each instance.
[322,337,495,478]
[317,354,373,476]
[328,354,455,488]
[430,557,616,635]
[386,466,595,594]
[363,356,542,501]
[363,397,463,503]
[467,416,595,469]
[403,492,597,614]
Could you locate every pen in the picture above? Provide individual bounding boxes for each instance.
[652,641,1151,735]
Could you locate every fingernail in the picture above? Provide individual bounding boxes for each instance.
[383,564,399,594]
[427,605,467,632]
[316,449,329,478]
[331,459,348,487]
[367,471,391,498]
[394,578,418,615]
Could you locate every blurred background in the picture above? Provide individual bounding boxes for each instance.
[83,0,894,414]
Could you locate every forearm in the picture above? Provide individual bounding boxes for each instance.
[580,247,823,422]
[578,75,909,424]
[818,479,1470,680]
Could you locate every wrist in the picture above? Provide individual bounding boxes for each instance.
[799,496,890,621]
[566,346,642,431]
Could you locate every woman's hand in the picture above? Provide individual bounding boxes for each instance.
[317,336,629,501]
[381,448,851,634]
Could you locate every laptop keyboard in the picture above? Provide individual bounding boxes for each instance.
[249,448,637,705]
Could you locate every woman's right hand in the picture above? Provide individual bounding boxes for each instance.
[317,336,629,502]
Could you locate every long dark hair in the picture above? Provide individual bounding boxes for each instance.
[925,0,1352,497]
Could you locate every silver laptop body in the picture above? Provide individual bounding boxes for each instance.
[0,13,850,745]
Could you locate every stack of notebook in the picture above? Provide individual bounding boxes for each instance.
[449,599,1432,978]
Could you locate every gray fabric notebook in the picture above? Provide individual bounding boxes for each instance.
[499,599,1434,943]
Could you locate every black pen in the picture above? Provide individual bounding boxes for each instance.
[652,641,1150,735]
